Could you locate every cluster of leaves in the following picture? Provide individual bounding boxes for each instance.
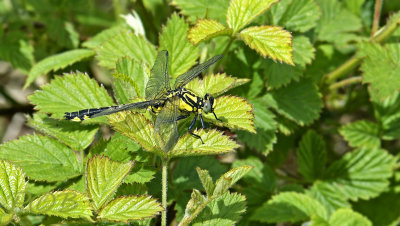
[1,0,400,225]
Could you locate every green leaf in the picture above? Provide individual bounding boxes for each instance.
[264,79,323,126]
[27,113,99,151]
[185,73,250,97]
[196,167,215,196]
[297,130,327,181]
[113,57,149,103]
[216,165,253,190]
[183,189,206,217]
[270,0,320,32]
[293,36,315,68]
[97,196,163,222]
[24,49,95,88]
[0,32,34,73]
[25,191,93,220]
[343,0,366,15]
[171,0,230,24]
[360,42,400,99]
[0,208,12,225]
[192,192,246,226]
[47,20,79,49]
[28,72,114,120]
[159,13,199,79]
[227,0,279,32]
[125,164,156,184]
[316,0,362,45]
[82,26,124,49]
[325,148,395,201]
[188,19,232,45]
[372,91,400,140]
[339,120,381,149]
[96,29,156,69]
[329,209,372,226]
[308,182,350,215]
[203,96,256,133]
[251,192,327,223]
[86,156,134,211]
[0,134,81,182]
[240,26,294,65]
[213,176,232,197]
[0,161,26,211]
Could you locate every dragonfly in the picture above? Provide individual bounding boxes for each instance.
[64,50,223,151]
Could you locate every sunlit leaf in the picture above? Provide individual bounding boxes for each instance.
[188,19,232,45]
[217,165,253,189]
[0,134,81,182]
[82,26,123,49]
[125,164,156,184]
[171,0,230,24]
[97,196,163,222]
[329,209,372,226]
[0,161,26,211]
[24,49,95,88]
[308,182,351,215]
[26,191,93,220]
[240,26,294,65]
[0,208,12,225]
[86,156,134,211]
[339,120,381,149]
[196,167,215,196]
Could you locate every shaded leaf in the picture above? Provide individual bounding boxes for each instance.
[0,32,34,73]
[293,36,315,68]
[196,168,215,196]
[308,182,351,215]
[0,161,26,211]
[339,120,381,149]
[188,19,232,45]
[171,0,230,24]
[125,164,156,184]
[0,134,81,182]
[24,49,95,88]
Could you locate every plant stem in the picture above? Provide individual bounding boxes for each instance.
[179,198,211,226]
[161,157,169,226]
[215,37,235,69]
[371,0,383,37]
[329,76,362,90]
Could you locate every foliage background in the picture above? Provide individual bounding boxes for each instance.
[1,0,400,225]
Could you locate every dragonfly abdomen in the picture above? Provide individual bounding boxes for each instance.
[64,107,112,121]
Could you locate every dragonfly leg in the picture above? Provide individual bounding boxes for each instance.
[199,114,206,129]
[188,114,204,144]
[177,114,190,121]
[213,112,222,122]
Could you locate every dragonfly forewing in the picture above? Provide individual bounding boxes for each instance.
[145,50,170,100]
[155,95,180,152]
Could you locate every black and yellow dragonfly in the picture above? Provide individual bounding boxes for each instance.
[64,50,222,151]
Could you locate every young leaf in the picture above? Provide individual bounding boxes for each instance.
[0,134,81,182]
[82,26,124,49]
[185,73,250,97]
[191,192,246,226]
[339,120,381,149]
[28,72,114,120]
[24,49,95,88]
[171,0,230,24]
[27,113,99,151]
[26,191,93,221]
[97,196,163,222]
[219,165,253,188]
[251,192,327,223]
[0,161,26,211]
[297,130,327,181]
[203,96,255,133]
[325,148,395,201]
[308,182,351,215]
[96,29,156,69]
[240,26,293,65]
[188,19,232,45]
[183,189,206,217]
[0,208,12,225]
[213,176,231,197]
[329,209,372,226]
[264,79,323,126]
[360,42,400,99]
[196,167,215,196]
[270,0,321,32]
[227,0,279,32]
[159,13,199,79]
[86,156,134,211]
[169,129,239,158]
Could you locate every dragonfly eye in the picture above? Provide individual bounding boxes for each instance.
[202,94,215,113]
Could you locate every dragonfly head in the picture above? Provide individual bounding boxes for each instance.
[202,94,215,114]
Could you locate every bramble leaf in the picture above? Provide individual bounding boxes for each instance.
[270,0,320,32]
[227,0,279,32]
[297,130,327,181]
[171,0,230,24]
[325,148,395,201]
[264,79,323,126]
[0,208,12,225]
[196,167,215,196]
[82,26,123,49]
[97,196,163,222]
[125,164,156,184]
[27,113,99,151]
[203,96,255,133]
[192,192,246,226]
[185,73,250,97]
[26,191,93,220]
[159,14,199,79]
[217,165,253,190]
[0,32,34,73]
[372,91,400,140]
[339,120,381,149]
[96,29,156,69]
[47,19,79,49]
[24,49,95,88]
[308,182,351,215]
[251,192,327,223]
[0,161,26,211]
[28,72,114,121]
[293,36,315,68]
[0,134,81,182]
[86,156,134,211]
[329,209,372,226]
[188,19,232,45]
[240,26,293,65]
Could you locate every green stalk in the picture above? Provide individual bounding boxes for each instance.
[161,157,169,226]
[214,37,235,69]
[329,76,362,90]
[371,0,383,36]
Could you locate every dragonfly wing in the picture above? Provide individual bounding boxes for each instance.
[145,50,170,100]
[89,100,160,118]
[174,54,223,89]
[155,96,179,152]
